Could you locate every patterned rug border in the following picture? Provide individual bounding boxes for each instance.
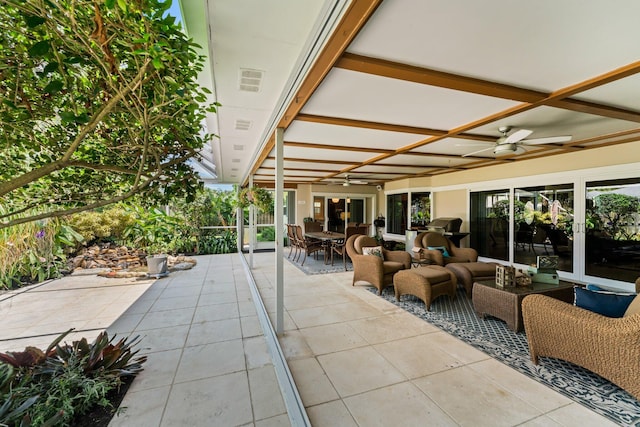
[285,253,351,275]
[370,286,640,426]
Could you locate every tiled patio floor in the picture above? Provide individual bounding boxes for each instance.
[0,253,618,426]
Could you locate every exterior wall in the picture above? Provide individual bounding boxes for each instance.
[433,189,468,232]
[295,185,312,224]
[431,141,640,188]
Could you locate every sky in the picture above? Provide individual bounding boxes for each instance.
[165,0,183,24]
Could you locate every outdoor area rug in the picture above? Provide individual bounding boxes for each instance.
[286,252,351,275]
[371,286,640,426]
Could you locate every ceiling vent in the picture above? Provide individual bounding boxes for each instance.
[239,68,263,92]
[234,120,251,131]
[233,144,245,151]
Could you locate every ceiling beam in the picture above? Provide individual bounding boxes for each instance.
[295,113,495,141]
[285,141,393,154]
[337,53,640,123]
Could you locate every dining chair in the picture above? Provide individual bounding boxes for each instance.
[331,225,363,270]
[286,224,299,259]
[294,225,323,266]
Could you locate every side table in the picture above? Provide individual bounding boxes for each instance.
[472,279,574,332]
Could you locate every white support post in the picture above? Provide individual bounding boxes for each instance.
[249,175,255,268]
[236,188,242,253]
[275,128,284,335]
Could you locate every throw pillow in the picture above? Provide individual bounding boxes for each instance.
[574,286,636,318]
[362,246,384,259]
[427,246,450,257]
[624,294,640,317]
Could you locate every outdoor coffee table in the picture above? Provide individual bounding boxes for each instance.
[472,279,574,332]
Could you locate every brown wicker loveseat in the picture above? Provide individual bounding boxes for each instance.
[346,235,411,294]
[522,278,640,400]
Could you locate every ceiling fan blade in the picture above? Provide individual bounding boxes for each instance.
[521,135,572,145]
[504,129,533,144]
[462,146,496,157]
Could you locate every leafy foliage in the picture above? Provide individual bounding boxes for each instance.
[590,193,640,240]
[0,329,146,426]
[122,205,183,254]
[0,213,83,289]
[66,206,136,246]
[237,187,274,213]
[0,0,217,229]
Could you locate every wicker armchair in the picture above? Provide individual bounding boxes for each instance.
[346,235,411,294]
[413,231,478,266]
[522,279,640,400]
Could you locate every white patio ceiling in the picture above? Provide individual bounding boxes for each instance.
[181,0,640,188]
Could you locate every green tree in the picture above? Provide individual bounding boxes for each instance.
[592,193,639,239]
[0,0,217,229]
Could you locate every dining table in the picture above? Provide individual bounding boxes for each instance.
[304,231,346,264]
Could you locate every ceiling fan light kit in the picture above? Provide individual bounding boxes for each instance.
[494,143,517,154]
[340,175,368,186]
[462,126,572,157]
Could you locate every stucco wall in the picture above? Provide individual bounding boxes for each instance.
[433,189,468,232]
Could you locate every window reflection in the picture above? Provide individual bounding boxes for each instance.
[514,185,573,272]
[387,193,408,235]
[586,178,640,282]
[470,190,509,261]
[410,192,431,228]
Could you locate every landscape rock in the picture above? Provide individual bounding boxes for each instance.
[67,244,198,278]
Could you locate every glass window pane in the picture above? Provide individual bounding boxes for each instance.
[313,196,324,221]
[386,193,408,235]
[470,190,509,260]
[410,192,431,228]
[514,184,573,272]
[328,198,346,233]
[586,178,640,282]
[349,199,365,224]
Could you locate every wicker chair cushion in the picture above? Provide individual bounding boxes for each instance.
[383,261,404,275]
[409,266,452,283]
[574,287,636,318]
[624,294,640,317]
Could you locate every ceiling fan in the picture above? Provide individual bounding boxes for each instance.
[331,175,369,186]
[462,126,572,157]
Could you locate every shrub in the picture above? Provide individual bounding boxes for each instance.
[0,329,146,426]
[258,226,276,242]
[66,206,136,246]
[0,215,83,289]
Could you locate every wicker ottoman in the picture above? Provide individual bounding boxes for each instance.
[394,266,457,311]
[446,262,500,298]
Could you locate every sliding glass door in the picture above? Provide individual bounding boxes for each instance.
[470,173,640,287]
[326,197,365,233]
[513,184,574,273]
[470,189,510,261]
[585,178,640,283]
